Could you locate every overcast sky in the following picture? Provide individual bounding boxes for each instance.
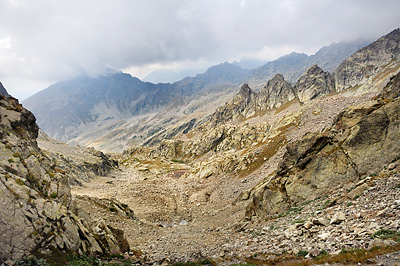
[0,0,399,100]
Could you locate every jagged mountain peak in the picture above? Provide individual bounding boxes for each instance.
[294,64,334,102]
[238,83,253,98]
[305,64,325,75]
[264,73,286,86]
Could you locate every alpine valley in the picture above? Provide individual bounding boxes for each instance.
[1,29,400,266]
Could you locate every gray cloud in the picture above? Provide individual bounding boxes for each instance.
[0,0,399,100]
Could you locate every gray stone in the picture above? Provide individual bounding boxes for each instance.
[330,212,346,224]
[313,218,330,227]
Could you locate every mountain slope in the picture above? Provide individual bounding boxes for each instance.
[23,63,247,147]
[334,28,400,92]
[246,71,400,217]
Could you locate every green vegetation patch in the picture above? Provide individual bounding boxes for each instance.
[171,258,214,266]
[372,229,400,242]
[297,250,309,257]
[15,256,48,266]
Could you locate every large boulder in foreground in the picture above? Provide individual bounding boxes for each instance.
[0,95,129,263]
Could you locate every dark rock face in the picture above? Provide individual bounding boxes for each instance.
[294,64,335,102]
[0,82,10,97]
[210,84,257,125]
[0,95,129,262]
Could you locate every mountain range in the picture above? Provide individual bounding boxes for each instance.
[23,39,368,152]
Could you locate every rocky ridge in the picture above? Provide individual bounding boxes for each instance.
[245,74,400,218]
[334,28,400,93]
[206,29,400,128]
[247,39,368,89]
[0,94,129,263]
[23,40,367,153]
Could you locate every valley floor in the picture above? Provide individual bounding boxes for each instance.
[71,157,400,266]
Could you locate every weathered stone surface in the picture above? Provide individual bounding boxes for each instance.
[0,95,129,263]
[256,74,297,110]
[330,212,346,224]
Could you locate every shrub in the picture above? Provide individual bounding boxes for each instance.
[372,229,400,241]
[297,250,308,257]
[229,264,257,266]
[14,257,48,266]
[292,219,305,224]
[15,178,25,185]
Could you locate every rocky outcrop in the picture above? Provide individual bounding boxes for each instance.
[334,28,400,92]
[375,70,400,100]
[0,95,129,263]
[245,82,400,217]
[256,74,297,110]
[210,84,257,126]
[294,64,335,102]
[210,75,297,126]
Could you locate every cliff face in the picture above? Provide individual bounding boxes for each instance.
[0,95,129,263]
[245,73,400,217]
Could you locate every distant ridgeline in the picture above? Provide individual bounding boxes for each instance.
[23,33,379,152]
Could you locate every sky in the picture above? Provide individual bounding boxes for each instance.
[0,0,399,100]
